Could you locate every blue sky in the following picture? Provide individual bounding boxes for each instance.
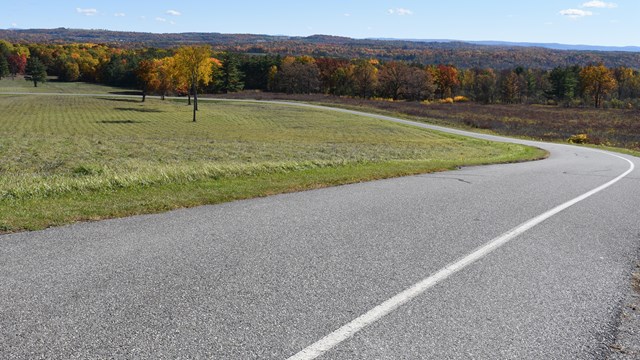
[1,1,637,46]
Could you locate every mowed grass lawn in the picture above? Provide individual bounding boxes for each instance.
[0,90,545,232]
[0,76,134,94]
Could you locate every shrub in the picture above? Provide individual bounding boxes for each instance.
[607,98,625,109]
[439,97,454,104]
[453,96,469,102]
[568,133,589,144]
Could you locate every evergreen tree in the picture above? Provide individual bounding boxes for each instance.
[218,53,244,93]
[0,56,9,79]
[25,56,47,87]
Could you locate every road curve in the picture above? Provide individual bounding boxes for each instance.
[1,98,639,359]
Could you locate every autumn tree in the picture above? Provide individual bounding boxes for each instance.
[174,46,213,121]
[473,68,497,104]
[499,70,521,104]
[580,64,616,108]
[7,54,27,79]
[156,57,179,100]
[404,66,436,101]
[433,65,459,99]
[136,59,159,102]
[25,56,47,87]
[379,62,434,101]
[315,58,349,94]
[273,56,320,94]
[331,64,354,96]
[612,67,636,100]
[352,59,378,98]
[378,61,411,100]
[56,58,81,82]
[458,69,476,99]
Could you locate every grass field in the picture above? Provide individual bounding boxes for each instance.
[214,92,640,155]
[0,76,134,94]
[0,83,545,232]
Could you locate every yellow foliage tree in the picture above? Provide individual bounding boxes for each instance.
[580,64,616,108]
[154,56,181,100]
[174,45,213,121]
[135,59,159,102]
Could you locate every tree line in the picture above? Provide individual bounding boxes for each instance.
[2,41,640,109]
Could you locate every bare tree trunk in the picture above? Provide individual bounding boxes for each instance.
[193,85,198,122]
[192,82,198,111]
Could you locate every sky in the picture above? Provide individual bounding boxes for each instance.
[1,1,638,47]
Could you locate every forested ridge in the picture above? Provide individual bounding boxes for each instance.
[1,37,639,110]
[1,28,640,70]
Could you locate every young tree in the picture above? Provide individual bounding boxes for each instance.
[175,46,213,121]
[580,64,616,108]
[25,56,47,87]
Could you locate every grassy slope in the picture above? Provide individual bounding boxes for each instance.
[0,76,134,94]
[211,92,640,157]
[0,81,546,232]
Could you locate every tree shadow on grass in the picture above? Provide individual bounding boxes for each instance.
[98,120,148,124]
[98,97,141,103]
[109,91,143,96]
[114,107,164,113]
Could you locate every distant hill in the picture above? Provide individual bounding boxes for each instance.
[373,38,640,53]
[1,28,640,70]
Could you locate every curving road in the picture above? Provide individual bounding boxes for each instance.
[1,99,639,359]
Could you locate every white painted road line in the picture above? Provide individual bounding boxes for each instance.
[287,152,635,360]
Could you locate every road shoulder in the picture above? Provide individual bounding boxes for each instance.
[609,262,640,359]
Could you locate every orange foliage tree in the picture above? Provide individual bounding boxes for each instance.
[580,64,616,108]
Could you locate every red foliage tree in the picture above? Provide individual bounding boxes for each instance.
[434,64,459,99]
[7,54,27,78]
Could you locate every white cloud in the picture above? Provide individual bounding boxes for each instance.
[11,22,17,27]
[114,13,126,17]
[559,9,593,18]
[166,10,181,16]
[387,8,413,16]
[170,21,176,25]
[344,13,351,17]
[76,8,98,16]
[155,17,167,22]
[582,1,617,8]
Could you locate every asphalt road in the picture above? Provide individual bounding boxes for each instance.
[1,100,639,359]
